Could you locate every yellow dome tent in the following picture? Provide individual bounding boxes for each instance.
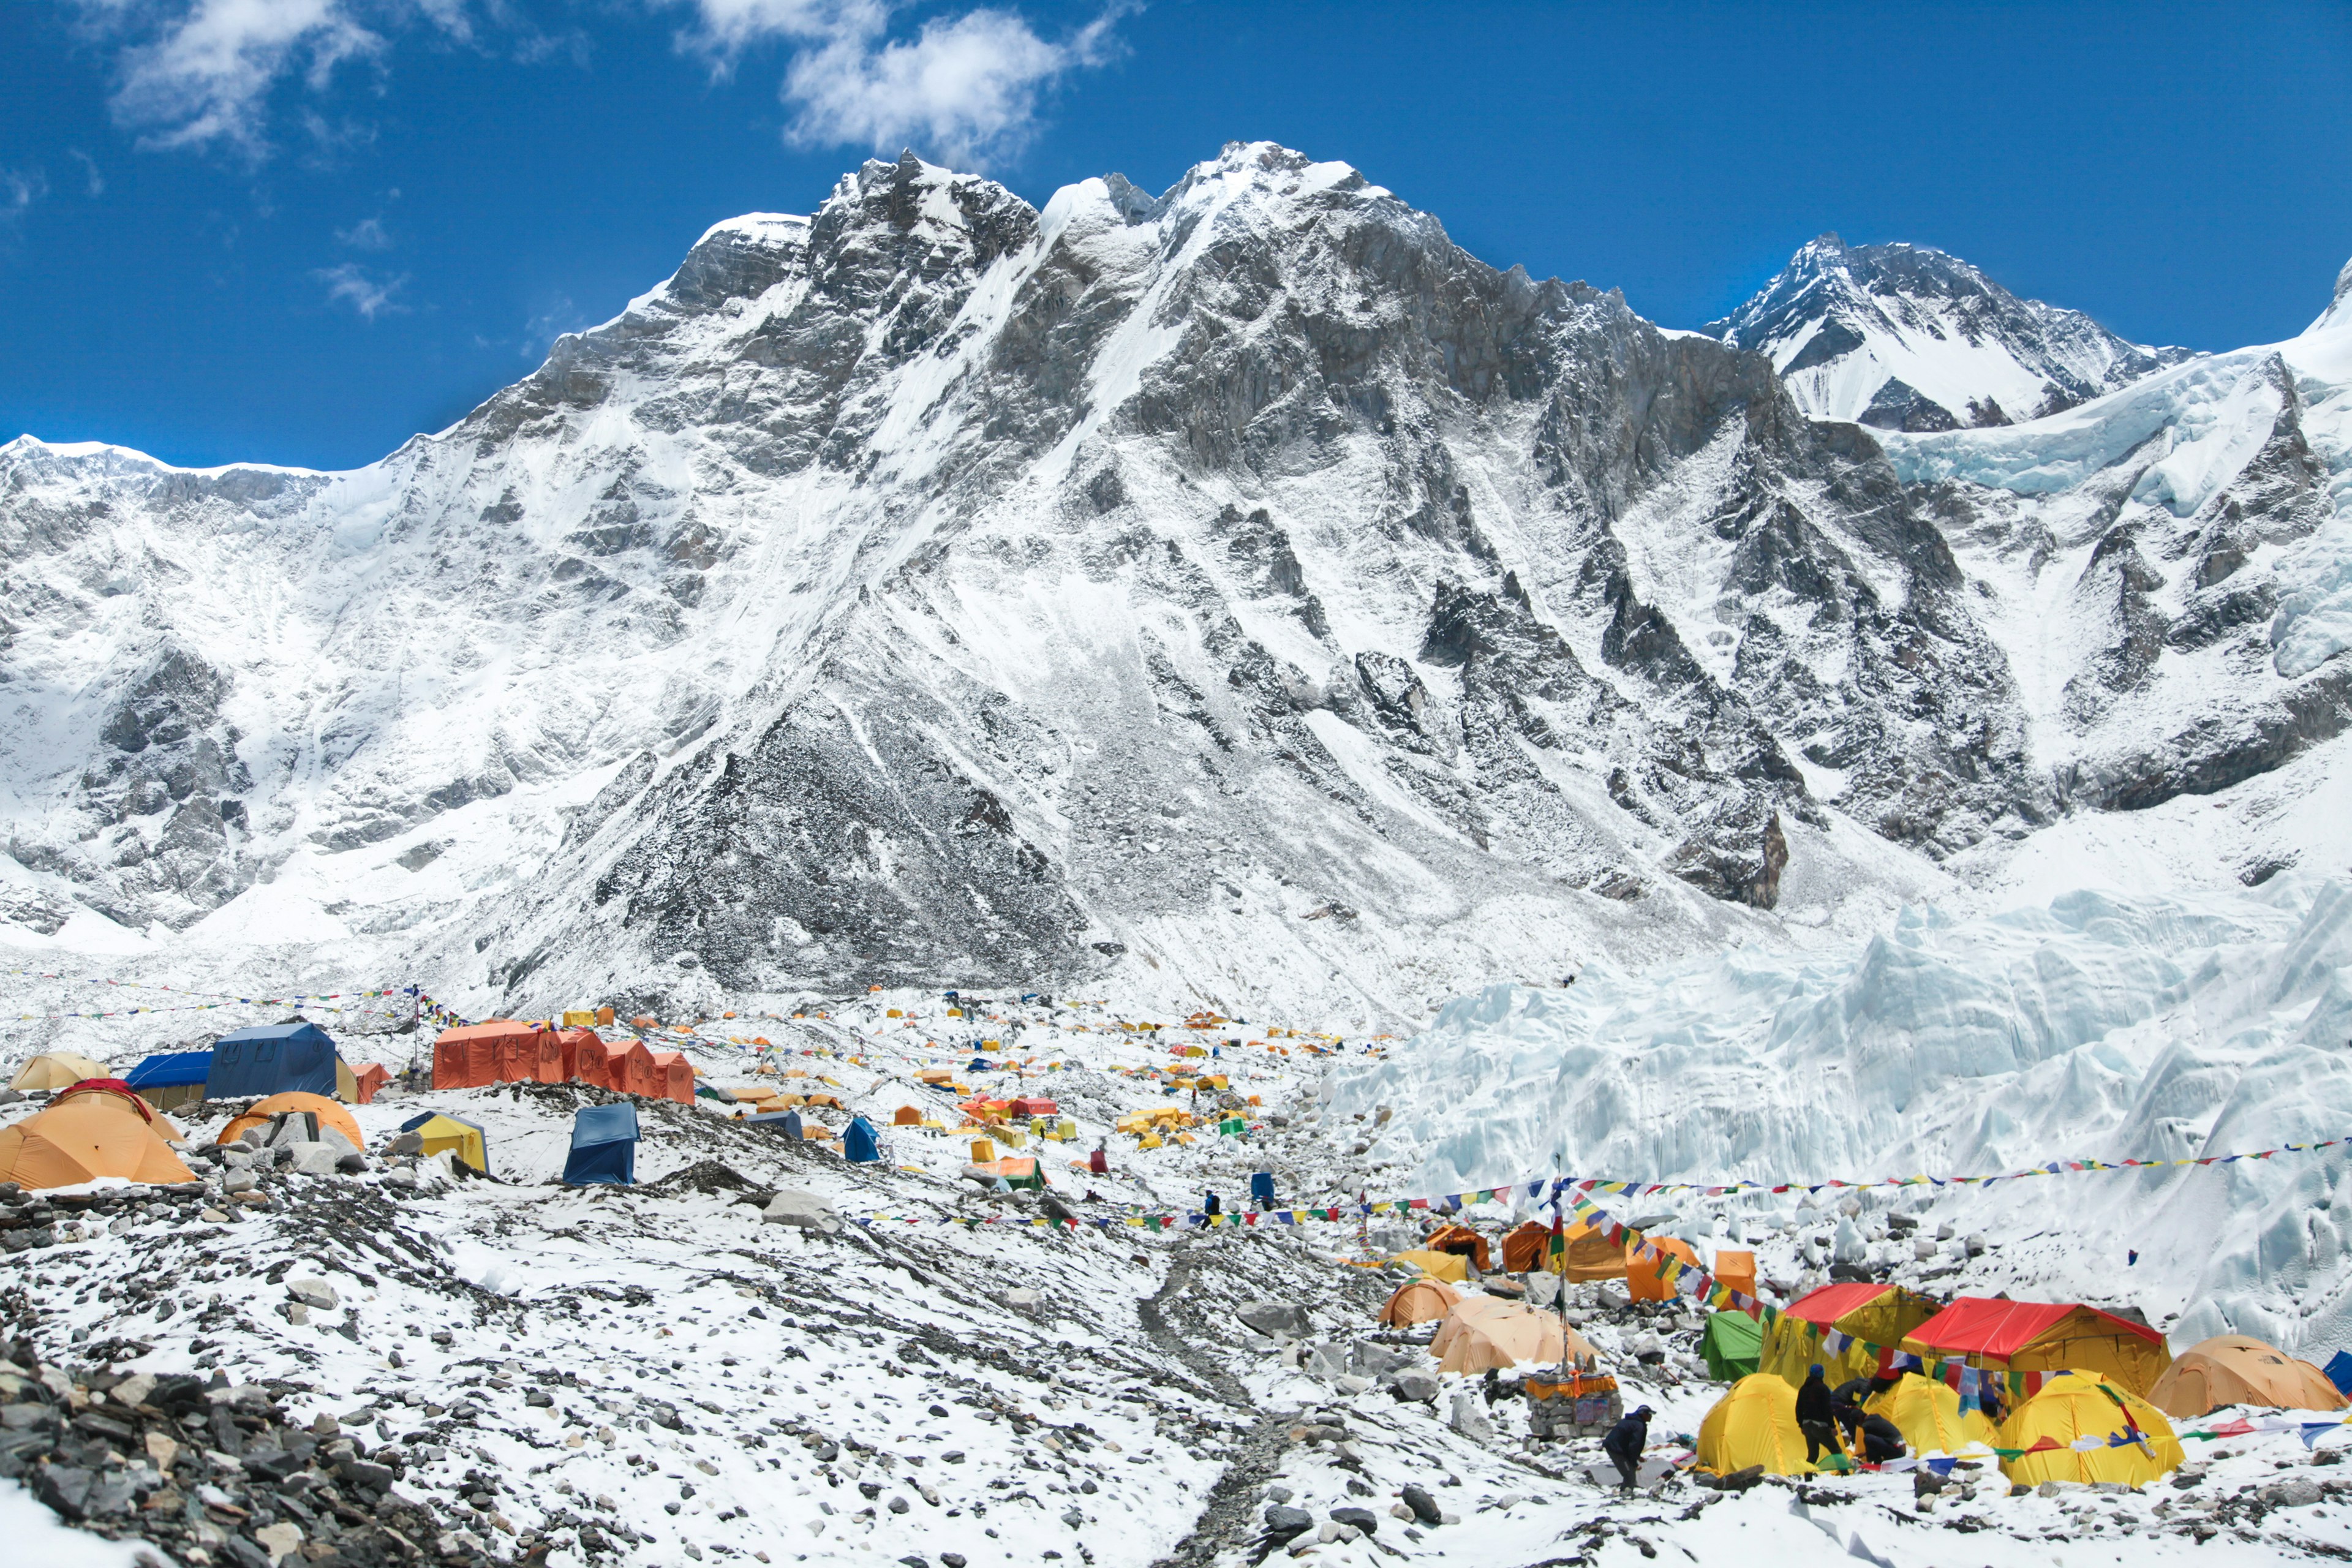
[9,1052,110,1093]
[1696,1373,1817,1477]
[2149,1336,2347,1419]
[1864,1373,1998,1457]
[404,1113,490,1175]
[1392,1248,1469,1283]
[1997,1371,2184,1488]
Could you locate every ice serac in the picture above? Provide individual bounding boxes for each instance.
[1708,233,2198,431]
[0,153,2343,1025]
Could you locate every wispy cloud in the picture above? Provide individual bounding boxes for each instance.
[68,149,107,197]
[1,167,50,233]
[520,296,584,360]
[673,1,1131,168]
[69,1,474,159]
[315,259,407,317]
[335,213,390,249]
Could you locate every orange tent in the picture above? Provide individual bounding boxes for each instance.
[1425,1224,1491,1272]
[619,1041,656,1097]
[1713,1249,1758,1299]
[220,1091,366,1152]
[351,1064,390,1104]
[1379,1278,1461,1327]
[892,1106,924,1126]
[0,1090,197,1189]
[649,1051,694,1104]
[532,1028,565,1084]
[432,1021,556,1088]
[2149,1336,2346,1419]
[558,1027,603,1083]
[1501,1221,1551,1274]
[1627,1238,1702,1303]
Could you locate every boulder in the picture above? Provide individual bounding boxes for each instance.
[1447,1391,1494,1442]
[1238,1302,1311,1336]
[1400,1485,1442,1526]
[2264,1478,2324,1509]
[286,1278,339,1310]
[1390,1371,1439,1404]
[763,1190,842,1234]
[287,1143,342,1177]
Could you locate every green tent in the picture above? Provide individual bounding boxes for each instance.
[1701,1309,1765,1381]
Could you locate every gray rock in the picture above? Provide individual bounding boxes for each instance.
[1447,1392,1493,1442]
[388,1131,423,1156]
[222,1170,257,1194]
[286,1142,342,1177]
[1329,1507,1378,1534]
[1238,1302,1311,1337]
[2264,1478,2324,1508]
[285,1277,338,1309]
[1264,1505,1313,1531]
[762,1190,841,1234]
[1391,1371,1439,1404]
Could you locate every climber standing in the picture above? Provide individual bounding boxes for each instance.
[1796,1364,1839,1462]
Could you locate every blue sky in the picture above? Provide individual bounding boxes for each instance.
[4,0,2348,471]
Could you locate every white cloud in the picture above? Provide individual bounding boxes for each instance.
[72,1,473,157]
[676,1,1128,168]
[336,213,391,248]
[315,260,407,317]
[68,149,108,196]
[1,167,48,222]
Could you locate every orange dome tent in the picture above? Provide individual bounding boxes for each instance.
[1425,1223,1491,1272]
[0,1089,196,1189]
[1379,1277,1463,1327]
[219,1092,366,1152]
[2149,1336,2346,1419]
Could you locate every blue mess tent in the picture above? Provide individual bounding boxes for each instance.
[125,1050,213,1109]
[563,1102,638,1186]
[205,1022,338,1100]
[2328,1351,2352,1398]
[844,1115,880,1163]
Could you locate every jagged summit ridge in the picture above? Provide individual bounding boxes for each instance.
[1707,232,2197,431]
[1,148,2345,1027]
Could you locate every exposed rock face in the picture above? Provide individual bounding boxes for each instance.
[1708,233,2198,429]
[1,145,2346,1019]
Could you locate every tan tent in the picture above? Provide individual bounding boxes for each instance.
[2149,1336,2348,1419]
[1379,1277,1462,1327]
[1431,1300,1596,1374]
[0,1089,197,1188]
[1393,1248,1470,1283]
[9,1052,110,1093]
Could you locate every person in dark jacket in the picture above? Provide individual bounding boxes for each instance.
[1855,1411,1907,1463]
[1602,1405,1654,1490]
[1204,1189,1221,1216]
[1796,1365,1839,1462]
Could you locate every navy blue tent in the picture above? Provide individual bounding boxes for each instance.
[205,1022,337,1099]
[1250,1170,1276,1208]
[125,1052,212,1091]
[2328,1351,2352,1397]
[563,1102,638,1186]
[844,1115,880,1164]
[747,1110,805,1140]
[967,1058,994,1072]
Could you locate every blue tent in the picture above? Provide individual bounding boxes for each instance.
[748,1110,804,1140]
[563,1102,638,1186]
[2328,1351,2352,1397]
[125,1051,213,1090]
[844,1115,880,1164]
[1250,1170,1276,1208]
[205,1021,337,1099]
[967,1058,995,1072]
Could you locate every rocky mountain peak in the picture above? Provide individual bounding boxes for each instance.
[1708,235,2195,431]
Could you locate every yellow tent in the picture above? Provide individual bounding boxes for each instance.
[1695,1373,1817,1477]
[9,1052,110,1093]
[1864,1373,1999,1457]
[2149,1336,2346,1419]
[1997,1371,2183,1487]
[1761,1283,1941,1391]
[407,1113,489,1175]
[1393,1248,1470,1283]
[0,1089,196,1189]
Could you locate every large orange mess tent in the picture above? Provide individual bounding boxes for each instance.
[1379,1278,1461,1327]
[1902,1298,2172,1398]
[0,1087,197,1188]
[1498,1219,1629,1280]
[432,1022,552,1088]
[2149,1336,2346,1418]
[1762,1283,1941,1390]
[219,1091,364,1152]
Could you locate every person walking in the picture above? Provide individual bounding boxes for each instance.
[1602,1404,1654,1491]
[1796,1364,1839,1463]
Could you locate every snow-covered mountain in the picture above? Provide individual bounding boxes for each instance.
[1706,233,2198,431]
[1,145,2346,1030]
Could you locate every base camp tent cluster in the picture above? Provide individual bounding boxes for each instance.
[432,1021,694,1102]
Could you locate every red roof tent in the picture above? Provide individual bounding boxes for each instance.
[1906,1297,2164,1357]
[1782,1283,1898,1327]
